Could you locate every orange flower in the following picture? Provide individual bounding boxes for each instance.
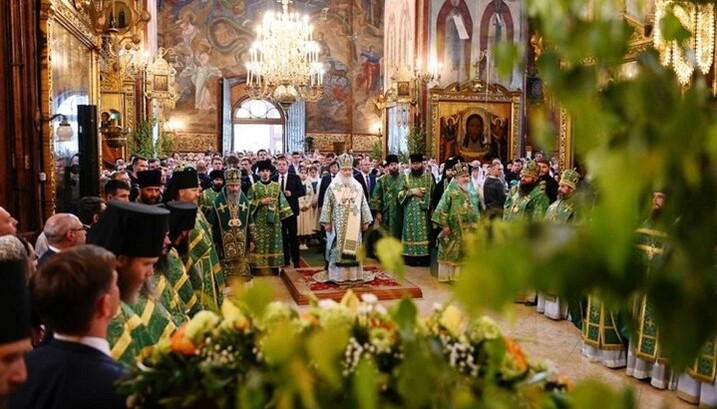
[170,326,197,356]
[301,311,320,327]
[503,336,527,373]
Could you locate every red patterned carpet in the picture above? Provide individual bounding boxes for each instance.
[281,265,423,305]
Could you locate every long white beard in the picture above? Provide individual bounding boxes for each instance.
[227,192,238,202]
[338,173,352,185]
[459,181,471,192]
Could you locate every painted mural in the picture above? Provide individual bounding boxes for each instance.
[305,0,384,134]
[384,0,416,90]
[157,0,384,139]
[429,0,523,90]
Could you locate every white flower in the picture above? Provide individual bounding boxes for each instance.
[317,303,356,332]
[432,302,444,312]
[184,311,221,343]
[360,293,378,304]
[467,316,501,343]
[318,299,339,309]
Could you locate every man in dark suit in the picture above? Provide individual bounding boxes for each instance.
[354,157,376,201]
[8,245,127,409]
[251,149,270,174]
[272,156,306,267]
[317,161,339,208]
[316,161,339,258]
[37,213,86,267]
[0,235,32,404]
[288,151,302,174]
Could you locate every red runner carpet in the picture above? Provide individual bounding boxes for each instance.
[281,264,423,305]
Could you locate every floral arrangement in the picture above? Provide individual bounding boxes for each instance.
[119,289,569,408]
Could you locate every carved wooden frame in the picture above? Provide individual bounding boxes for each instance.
[40,0,100,216]
[428,81,522,164]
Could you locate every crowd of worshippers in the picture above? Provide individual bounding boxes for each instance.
[0,148,715,408]
[58,149,571,283]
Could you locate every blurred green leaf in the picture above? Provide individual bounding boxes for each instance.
[240,281,274,319]
[375,236,405,279]
[354,360,378,409]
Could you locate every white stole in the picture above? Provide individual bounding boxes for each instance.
[329,179,364,256]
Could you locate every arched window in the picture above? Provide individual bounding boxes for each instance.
[232,98,284,154]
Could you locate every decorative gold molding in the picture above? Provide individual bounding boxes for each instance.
[40,0,100,216]
[52,0,97,49]
[428,80,522,162]
[171,132,217,152]
[558,107,572,171]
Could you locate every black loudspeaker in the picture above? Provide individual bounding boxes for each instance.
[78,104,100,197]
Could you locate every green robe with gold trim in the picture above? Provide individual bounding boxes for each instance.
[431,179,480,266]
[248,180,292,269]
[632,225,669,363]
[398,171,434,256]
[544,194,577,223]
[370,172,404,239]
[107,302,153,365]
[151,272,189,327]
[163,248,199,317]
[133,294,179,345]
[183,211,225,309]
[209,188,255,280]
[582,297,628,352]
[319,177,373,274]
[503,182,550,222]
[687,339,717,383]
[199,188,221,220]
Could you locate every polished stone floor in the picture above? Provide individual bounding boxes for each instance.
[255,263,693,409]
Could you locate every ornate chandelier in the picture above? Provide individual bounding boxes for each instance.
[245,0,324,106]
[653,0,715,85]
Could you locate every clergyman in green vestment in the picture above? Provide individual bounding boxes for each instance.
[248,160,292,273]
[166,165,225,310]
[199,169,224,218]
[319,153,373,282]
[431,162,480,282]
[209,168,255,281]
[503,161,549,223]
[540,169,581,321]
[503,161,549,304]
[370,154,404,240]
[398,153,435,266]
[626,191,675,390]
[164,200,201,317]
[87,201,170,365]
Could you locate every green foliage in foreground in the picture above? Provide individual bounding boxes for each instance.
[463,0,717,371]
[119,285,570,408]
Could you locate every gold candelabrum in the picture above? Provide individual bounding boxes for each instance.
[245,0,325,107]
[653,0,715,85]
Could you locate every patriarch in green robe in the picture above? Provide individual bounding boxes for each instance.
[248,160,293,273]
[209,168,255,281]
[87,201,169,365]
[165,165,225,310]
[398,153,435,266]
[431,162,480,282]
[319,153,373,282]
